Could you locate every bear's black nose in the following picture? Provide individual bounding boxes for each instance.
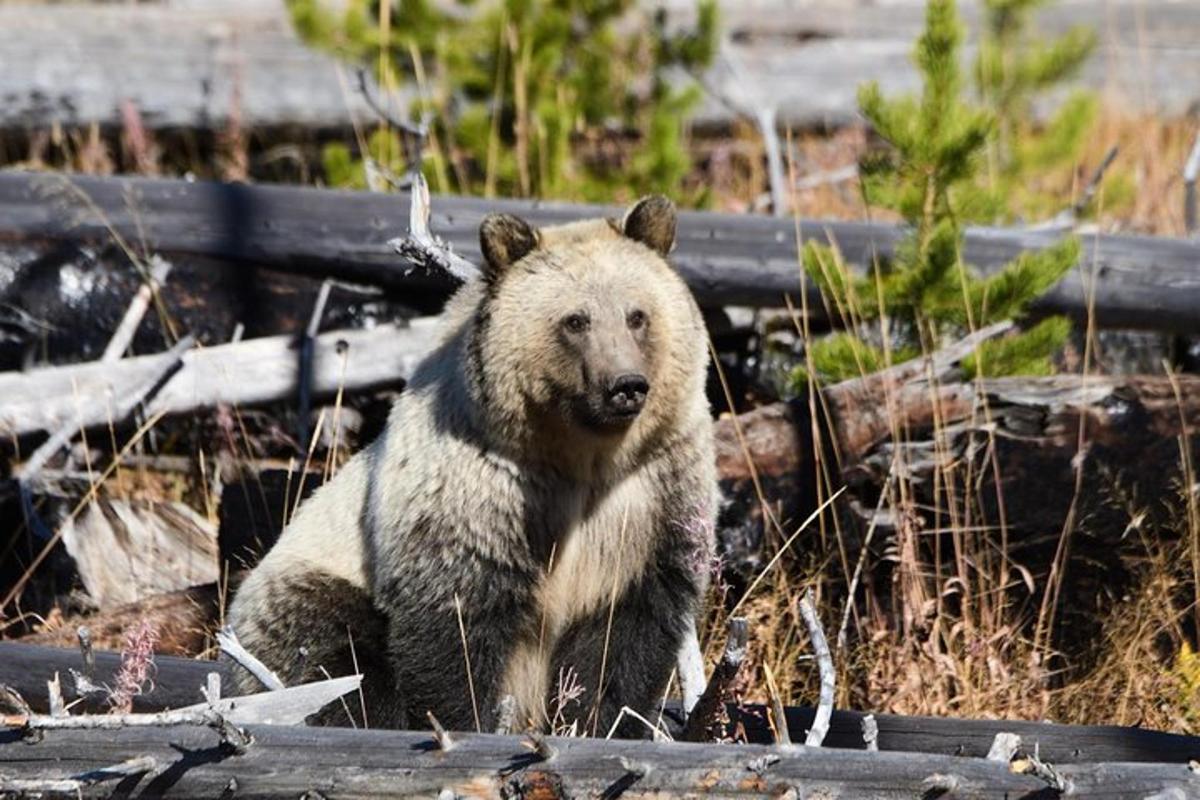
[606,374,650,416]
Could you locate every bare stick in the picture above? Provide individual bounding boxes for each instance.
[47,673,64,718]
[6,706,227,731]
[387,173,481,283]
[762,662,791,746]
[102,255,172,362]
[355,67,429,140]
[1073,144,1119,217]
[682,617,748,742]
[426,711,456,752]
[798,589,834,747]
[1184,131,1200,236]
[861,714,879,752]
[217,626,284,692]
[675,617,706,716]
[76,627,94,681]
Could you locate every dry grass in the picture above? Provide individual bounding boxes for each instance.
[687,105,1200,730]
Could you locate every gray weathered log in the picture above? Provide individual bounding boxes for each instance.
[5,1,1198,134]
[0,318,439,439]
[2,642,1199,764]
[0,723,1198,798]
[3,171,1200,332]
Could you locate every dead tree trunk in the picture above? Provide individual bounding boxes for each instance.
[2,722,1198,798]
[4,642,1198,764]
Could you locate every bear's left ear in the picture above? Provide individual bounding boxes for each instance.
[621,195,677,258]
[479,213,539,281]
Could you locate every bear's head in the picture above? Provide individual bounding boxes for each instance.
[466,196,709,461]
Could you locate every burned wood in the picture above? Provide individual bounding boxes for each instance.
[682,617,748,742]
[820,321,1012,464]
[3,172,1200,332]
[1,723,1197,798]
[1,643,1198,763]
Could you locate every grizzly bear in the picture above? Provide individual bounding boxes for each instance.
[226,196,718,736]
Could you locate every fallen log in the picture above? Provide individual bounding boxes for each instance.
[1,721,1196,798]
[3,171,1199,331]
[0,319,439,440]
[2,642,1198,764]
[4,1,1196,134]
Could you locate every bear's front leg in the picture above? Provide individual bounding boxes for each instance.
[547,545,702,738]
[382,566,536,732]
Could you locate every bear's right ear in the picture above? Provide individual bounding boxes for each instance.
[479,213,539,281]
[621,195,676,258]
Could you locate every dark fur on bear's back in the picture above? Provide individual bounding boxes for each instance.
[227,197,718,736]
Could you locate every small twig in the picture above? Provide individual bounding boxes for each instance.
[77,627,95,682]
[355,67,429,139]
[762,662,791,746]
[102,255,172,362]
[1073,144,1119,217]
[6,706,230,732]
[682,617,748,742]
[798,589,834,747]
[861,714,878,752]
[1184,131,1200,236]
[604,706,672,742]
[387,173,481,283]
[426,711,456,752]
[217,626,285,692]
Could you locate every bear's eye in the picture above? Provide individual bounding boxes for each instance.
[627,309,648,330]
[563,313,590,334]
